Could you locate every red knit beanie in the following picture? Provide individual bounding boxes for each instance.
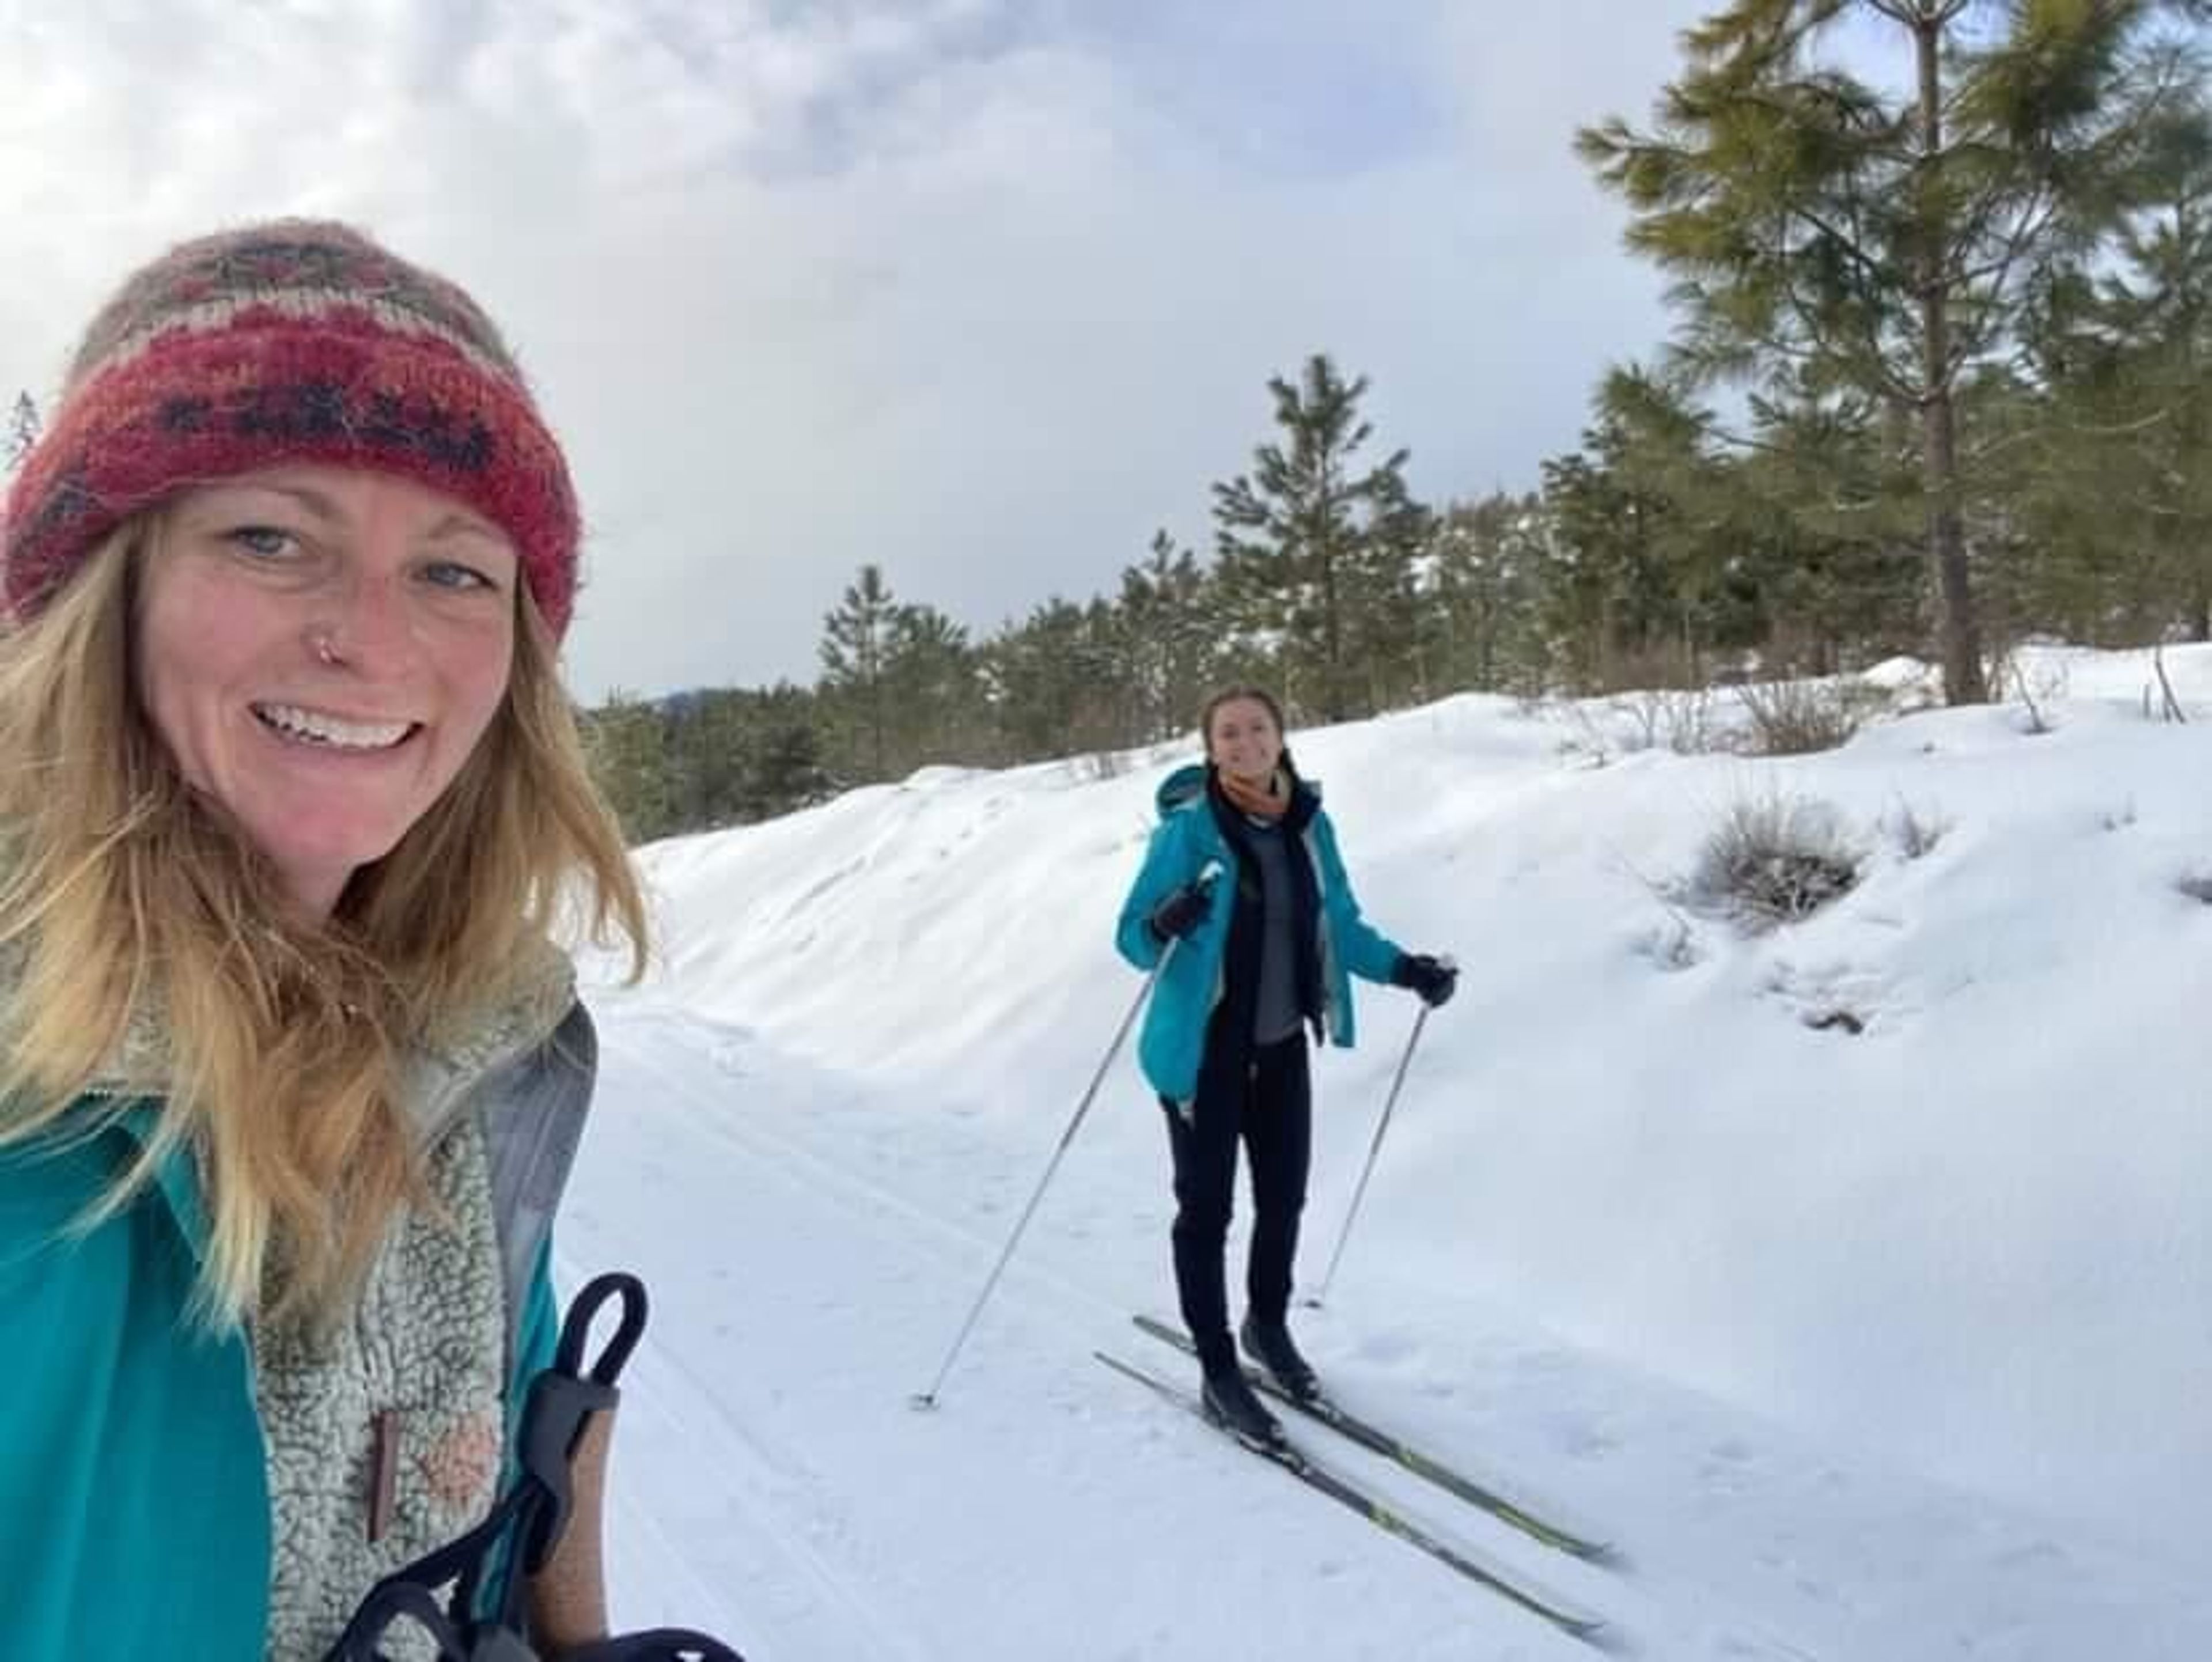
[2,219,581,638]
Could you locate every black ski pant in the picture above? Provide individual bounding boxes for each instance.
[1161,1029,1312,1373]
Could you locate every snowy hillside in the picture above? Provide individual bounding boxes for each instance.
[565,645,2212,1661]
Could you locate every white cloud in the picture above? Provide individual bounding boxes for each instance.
[0,1,1710,699]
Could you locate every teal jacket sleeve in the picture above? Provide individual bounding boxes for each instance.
[1116,811,1199,971]
[0,1137,269,1662]
[1313,810,1407,985]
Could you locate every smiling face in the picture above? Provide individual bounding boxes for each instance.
[134,465,520,919]
[1206,696,1285,785]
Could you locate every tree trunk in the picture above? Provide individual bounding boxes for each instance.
[1915,13,1987,703]
[1922,395,1984,701]
[1319,539,1345,722]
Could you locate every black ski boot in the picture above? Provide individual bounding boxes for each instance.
[1200,1361,1285,1450]
[1240,1313,1322,1403]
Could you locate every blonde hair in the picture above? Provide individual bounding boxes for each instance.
[0,513,648,1328]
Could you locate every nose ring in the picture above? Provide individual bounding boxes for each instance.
[311,628,341,667]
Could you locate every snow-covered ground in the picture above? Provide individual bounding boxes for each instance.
[565,643,2212,1660]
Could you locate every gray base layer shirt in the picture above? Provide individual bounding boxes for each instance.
[1246,819,1305,1046]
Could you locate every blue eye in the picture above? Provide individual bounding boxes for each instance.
[226,525,298,559]
[423,561,498,592]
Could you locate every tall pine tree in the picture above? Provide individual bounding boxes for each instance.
[1212,354,1421,722]
[1578,0,2209,703]
[819,564,900,780]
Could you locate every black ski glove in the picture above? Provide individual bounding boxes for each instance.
[1392,952,1457,1009]
[1148,881,1213,943]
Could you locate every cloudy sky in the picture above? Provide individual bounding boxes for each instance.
[0,1,1715,701]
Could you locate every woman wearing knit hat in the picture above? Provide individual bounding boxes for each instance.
[0,222,650,1659]
[1115,686,1458,1449]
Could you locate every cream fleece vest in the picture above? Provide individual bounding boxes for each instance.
[257,1108,507,1661]
[254,948,584,1661]
[17,931,589,1661]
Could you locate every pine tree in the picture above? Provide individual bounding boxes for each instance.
[1427,494,1551,695]
[819,565,900,781]
[983,597,1128,762]
[882,603,980,770]
[746,686,832,817]
[1212,354,1421,722]
[579,690,678,845]
[1578,0,2209,704]
[2051,98,2212,638]
[1118,530,1219,741]
[663,688,758,829]
[1537,396,1694,691]
[1346,482,1431,711]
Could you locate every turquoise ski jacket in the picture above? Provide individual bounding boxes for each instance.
[1,1110,272,1658]
[1115,763,1406,1106]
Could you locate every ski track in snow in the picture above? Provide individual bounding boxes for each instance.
[544,997,2212,1661]
[607,1317,936,1662]
[556,1023,946,1662]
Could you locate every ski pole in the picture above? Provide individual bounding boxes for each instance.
[1306,957,1450,1309]
[911,861,1222,1410]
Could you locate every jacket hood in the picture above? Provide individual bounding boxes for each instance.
[1154,763,1209,819]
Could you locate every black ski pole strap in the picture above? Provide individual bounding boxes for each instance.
[518,1273,646,1577]
[321,1481,539,1660]
[556,1271,648,1383]
[325,1577,472,1661]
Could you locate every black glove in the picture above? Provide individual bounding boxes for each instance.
[1392,952,1457,1009]
[1148,881,1213,943]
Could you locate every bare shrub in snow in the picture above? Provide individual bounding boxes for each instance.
[1735,679,1877,756]
[1071,751,1130,783]
[1551,701,1615,770]
[2176,869,2212,906]
[1991,649,2067,735]
[1633,918,1703,971]
[1881,798,1950,860]
[1612,687,1728,755]
[2011,667,2055,735]
[1686,795,1864,932]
